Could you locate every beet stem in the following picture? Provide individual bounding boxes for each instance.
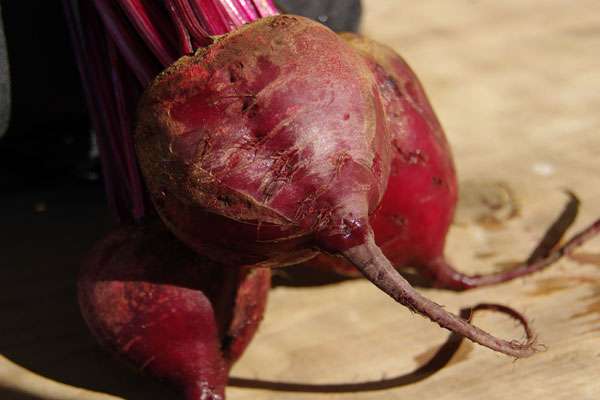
[165,0,195,54]
[235,0,260,21]
[107,41,148,220]
[218,0,247,26]
[92,0,159,86]
[116,0,177,67]
[189,0,229,35]
[171,0,213,45]
[343,232,536,358]
[63,0,119,215]
[64,0,141,221]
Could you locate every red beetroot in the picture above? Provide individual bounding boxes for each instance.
[78,222,270,400]
[135,15,536,357]
[347,33,457,274]
[136,15,390,267]
[308,33,457,280]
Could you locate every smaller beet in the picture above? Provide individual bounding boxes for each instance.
[78,222,270,400]
[309,33,600,290]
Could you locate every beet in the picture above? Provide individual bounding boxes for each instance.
[136,15,391,265]
[346,32,457,271]
[78,222,270,399]
[306,32,457,279]
[135,15,538,357]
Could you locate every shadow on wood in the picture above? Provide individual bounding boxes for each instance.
[0,186,177,399]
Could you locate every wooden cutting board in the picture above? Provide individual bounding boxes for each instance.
[2,1,599,399]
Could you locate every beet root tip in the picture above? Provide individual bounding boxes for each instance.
[342,231,537,358]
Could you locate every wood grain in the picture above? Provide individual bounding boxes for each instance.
[2,1,599,399]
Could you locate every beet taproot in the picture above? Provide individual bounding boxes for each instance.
[135,15,539,357]
[78,222,270,399]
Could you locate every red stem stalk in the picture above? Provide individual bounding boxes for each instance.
[116,0,177,67]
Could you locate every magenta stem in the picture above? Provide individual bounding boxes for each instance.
[170,0,213,45]
[166,0,195,54]
[92,0,159,86]
[63,0,120,217]
[190,0,229,35]
[107,40,147,220]
[116,0,177,67]
[64,0,140,221]
[218,0,248,26]
[236,0,260,21]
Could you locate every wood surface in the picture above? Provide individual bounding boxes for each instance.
[2,1,600,399]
